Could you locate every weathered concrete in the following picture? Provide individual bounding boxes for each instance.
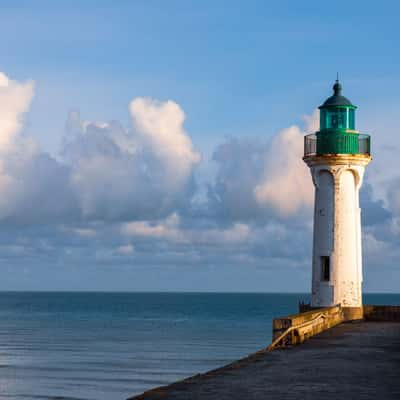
[129,322,400,400]
[272,305,343,347]
[364,305,400,322]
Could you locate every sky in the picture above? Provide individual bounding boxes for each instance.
[0,0,399,292]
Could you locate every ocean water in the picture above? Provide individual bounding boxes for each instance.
[0,292,399,400]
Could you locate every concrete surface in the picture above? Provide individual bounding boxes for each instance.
[129,322,400,400]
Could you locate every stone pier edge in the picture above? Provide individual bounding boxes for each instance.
[128,304,400,400]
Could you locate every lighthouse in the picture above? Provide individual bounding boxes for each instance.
[303,80,371,319]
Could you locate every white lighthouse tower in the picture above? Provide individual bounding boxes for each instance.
[303,80,371,319]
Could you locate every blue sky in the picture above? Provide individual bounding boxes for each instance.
[0,1,399,291]
[4,1,400,152]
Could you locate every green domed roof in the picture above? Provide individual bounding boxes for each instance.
[319,80,356,109]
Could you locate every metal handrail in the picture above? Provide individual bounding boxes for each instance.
[267,312,326,351]
[304,133,371,157]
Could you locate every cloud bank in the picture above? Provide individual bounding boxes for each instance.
[0,71,398,291]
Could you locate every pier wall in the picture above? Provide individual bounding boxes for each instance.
[272,304,400,349]
[129,321,400,400]
[271,305,343,349]
[129,304,400,399]
[363,305,400,321]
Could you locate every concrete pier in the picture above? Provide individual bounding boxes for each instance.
[129,320,400,400]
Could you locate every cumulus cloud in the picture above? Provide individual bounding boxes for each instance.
[122,216,251,247]
[206,117,315,222]
[122,213,183,242]
[130,97,201,187]
[70,227,97,238]
[302,109,319,133]
[0,72,201,224]
[0,73,76,223]
[0,71,315,226]
[115,244,134,255]
[0,70,398,291]
[254,125,313,216]
[0,72,34,149]
[363,231,390,257]
[63,99,200,221]
[205,137,267,222]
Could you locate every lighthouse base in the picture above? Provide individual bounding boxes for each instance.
[341,306,363,321]
[298,303,364,321]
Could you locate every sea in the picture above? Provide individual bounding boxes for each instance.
[0,292,398,400]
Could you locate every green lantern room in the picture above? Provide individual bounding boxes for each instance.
[304,80,371,157]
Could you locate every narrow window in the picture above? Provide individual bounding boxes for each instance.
[321,256,330,282]
[331,113,338,128]
[349,109,355,130]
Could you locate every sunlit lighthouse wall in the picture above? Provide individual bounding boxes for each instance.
[303,80,372,319]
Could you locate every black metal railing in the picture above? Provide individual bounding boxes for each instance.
[358,134,371,155]
[304,133,371,157]
[304,134,317,156]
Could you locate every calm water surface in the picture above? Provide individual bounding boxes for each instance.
[0,292,398,400]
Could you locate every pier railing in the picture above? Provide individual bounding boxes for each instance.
[270,305,344,349]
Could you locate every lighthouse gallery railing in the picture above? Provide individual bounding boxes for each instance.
[304,133,371,157]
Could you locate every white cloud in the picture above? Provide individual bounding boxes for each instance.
[129,97,201,189]
[0,73,202,224]
[194,223,251,245]
[115,244,134,255]
[0,71,398,291]
[72,228,97,238]
[0,72,34,150]
[254,125,313,216]
[63,99,200,221]
[302,108,319,133]
[122,216,250,247]
[122,221,181,240]
[363,231,389,257]
[122,213,184,242]
[206,114,316,222]
[0,73,75,223]
[0,71,316,225]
